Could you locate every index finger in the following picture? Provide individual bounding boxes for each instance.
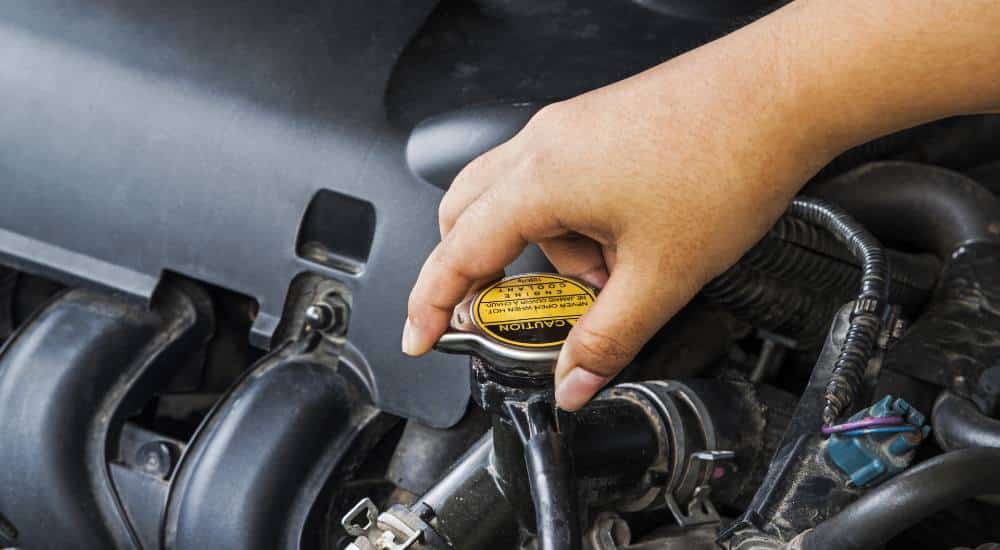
[403,181,552,355]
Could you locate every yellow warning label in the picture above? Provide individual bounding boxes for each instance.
[472,274,596,348]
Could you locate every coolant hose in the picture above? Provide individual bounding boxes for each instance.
[801,448,1000,550]
[784,198,890,426]
[505,398,582,550]
[524,430,581,550]
[807,161,1000,256]
[932,392,1000,451]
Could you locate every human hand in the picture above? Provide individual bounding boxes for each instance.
[402,0,1000,411]
[401,30,836,410]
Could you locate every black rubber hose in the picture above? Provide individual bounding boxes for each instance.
[506,399,581,550]
[807,161,1000,257]
[801,448,1000,550]
[932,392,1000,451]
[524,431,581,550]
[769,215,939,299]
[743,228,938,308]
[702,261,842,347]
[704,197,890,424]
[784,198,890,426]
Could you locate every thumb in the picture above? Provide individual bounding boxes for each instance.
[554,259,695,411]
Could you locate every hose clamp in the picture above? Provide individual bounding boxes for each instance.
[617,381,734,525]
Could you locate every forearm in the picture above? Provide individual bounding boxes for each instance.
[775,0,1000,153]
[601,0,1000,196]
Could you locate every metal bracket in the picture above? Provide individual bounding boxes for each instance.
[342,498,379,537]
[342,498,423,550]
[666,486,719,528]
[666,450,735,527]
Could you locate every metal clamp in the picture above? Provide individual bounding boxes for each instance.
[665,451,735,527]
[614,381,736,526]
[342,498,423,550]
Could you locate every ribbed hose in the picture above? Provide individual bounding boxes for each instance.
[784,198,890,426]
[747,218,938,306]
[773,216,856,263]
[702,262,841,347]
[704,211,934,351]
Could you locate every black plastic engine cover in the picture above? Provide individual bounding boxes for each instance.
[0,0,726,427]
[0,0,495,427]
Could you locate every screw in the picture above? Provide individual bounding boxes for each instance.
[137,442,174,478]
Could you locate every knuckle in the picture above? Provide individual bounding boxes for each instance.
[528,101,567,128]
[458,153,494,189]
[512,104,566,174]
[437,193,459,232]
[518,148,550,179]
[406,288,426,319]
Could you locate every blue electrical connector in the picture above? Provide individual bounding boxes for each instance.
[826,395,931,488]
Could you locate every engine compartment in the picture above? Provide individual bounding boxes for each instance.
[2,1,1000,549]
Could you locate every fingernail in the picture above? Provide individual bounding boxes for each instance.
[555,367,609,411]
[576,268,609,289]
[402,318,420,356]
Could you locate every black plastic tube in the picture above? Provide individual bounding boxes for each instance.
[932,392,1000,451]
[801,448,1000,550]
[807,161,1000,256]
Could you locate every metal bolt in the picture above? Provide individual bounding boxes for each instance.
[137,442,174,478]
[305,304,334,332]
[305,293,349,337]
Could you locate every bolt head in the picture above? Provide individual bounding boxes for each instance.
[136,441,174,478]
[305,304,334,331]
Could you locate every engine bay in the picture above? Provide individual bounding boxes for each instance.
[2,1,1000,549]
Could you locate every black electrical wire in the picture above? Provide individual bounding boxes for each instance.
[801,448,1000,550]
[784,197,890,426]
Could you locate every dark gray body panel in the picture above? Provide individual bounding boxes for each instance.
[0,1,505,427]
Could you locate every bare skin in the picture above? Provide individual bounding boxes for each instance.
[403,0,1000,411]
